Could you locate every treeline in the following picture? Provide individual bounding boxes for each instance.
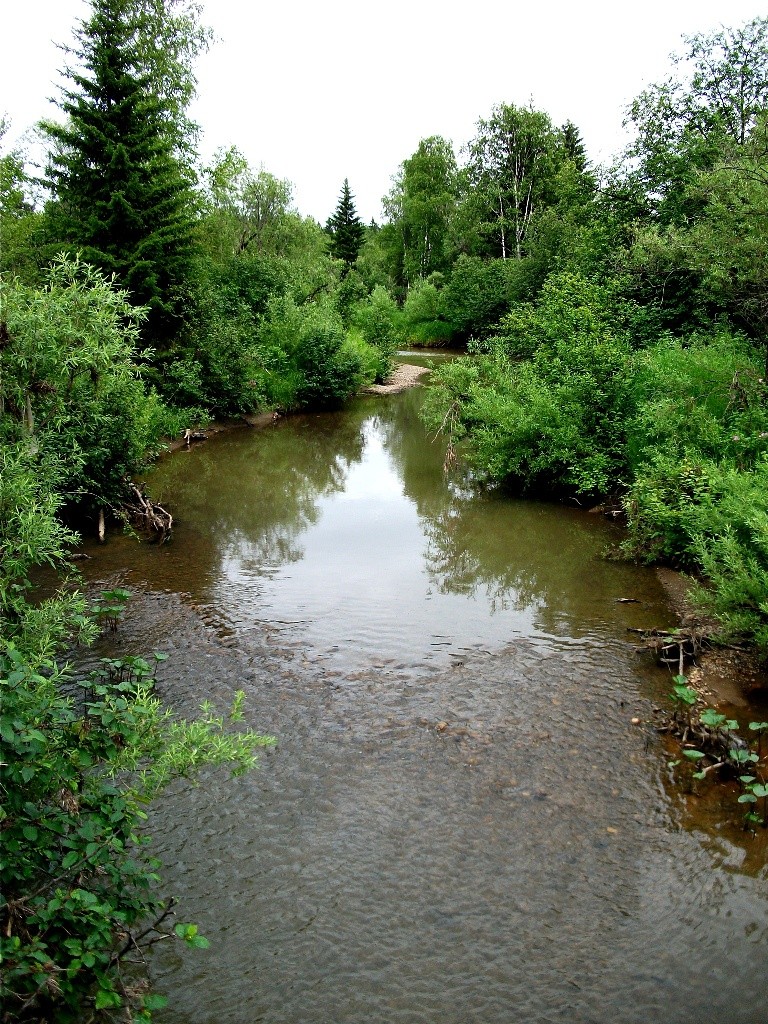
[410,19,768,656]
[1,1,768,1018]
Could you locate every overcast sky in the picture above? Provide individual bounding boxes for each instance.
[2,1,766,223]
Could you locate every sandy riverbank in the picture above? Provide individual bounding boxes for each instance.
[360,361,431,394]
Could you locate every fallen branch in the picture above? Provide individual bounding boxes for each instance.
[627,627,709,667]
[124,481,173,544]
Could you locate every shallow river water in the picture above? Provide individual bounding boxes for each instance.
[80,361,767,1023]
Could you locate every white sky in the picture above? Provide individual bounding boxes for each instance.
[2,1,766,224]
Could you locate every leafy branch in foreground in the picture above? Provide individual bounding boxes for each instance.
[0,645,274,1023]
[0,445,270,1020]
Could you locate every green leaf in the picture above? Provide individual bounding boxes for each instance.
[683,749,706,761]
[699,709,726,728]
[95,987,122,1010]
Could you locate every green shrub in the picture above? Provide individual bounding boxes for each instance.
[0,256,176,513]
[424,272,635,497]
[401,280,454,346]
[350,285,402,381]
[0,439,274,1023]
[625,330,768,471]
[439,255,520,340]
[256,295,364,409]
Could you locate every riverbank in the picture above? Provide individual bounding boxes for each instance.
[149,364,766,711]
[655,566,767,707]
[162,362,430,456]
[361,361,431,394]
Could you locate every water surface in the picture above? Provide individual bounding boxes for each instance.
[79,371,767,1024]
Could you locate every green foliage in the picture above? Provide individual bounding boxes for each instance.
[401,279,454,347]
[689,462,768,649]
[255,295,364,410]
[625,330,768,470]
[350,285,402,381]
[42,0,199,347]
[0,432,273,1021]
[0,645,273,1023]
[326,178,365,268]
[201,146,294,259]
[1,256,178,513]
[464,103,586,260]
[0,123,47,285]
[666,680,768,826]
[490,271,632,360]
[618,331,768,649]
[424,272,635,497]
[382,136,458,288]
[0,445,94,661]
[438,255,520,341]
[167,280,262,416]
[625,16,768,225]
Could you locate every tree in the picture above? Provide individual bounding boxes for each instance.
[203,146,294,258]
[383,136,458,288]
[625,16,768,224]
[326,178,365,268]
[0,119,45,283]
[129,0,213,164]
[0,255,176,519]
[561,120,589,173]
[685,114,768,379]
[464,103,573,260]
[42,0,199,346]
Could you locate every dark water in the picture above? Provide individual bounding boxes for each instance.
[79,366,767,1024]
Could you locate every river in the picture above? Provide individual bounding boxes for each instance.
[78,357,767,1023]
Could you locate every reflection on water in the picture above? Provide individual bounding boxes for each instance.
[76,372,767,1024]
[89,386,674,672]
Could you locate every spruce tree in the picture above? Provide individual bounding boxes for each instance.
[43,0,197,347]
[326,178,365,268]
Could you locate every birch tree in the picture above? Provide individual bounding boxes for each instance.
[465,104,568,260]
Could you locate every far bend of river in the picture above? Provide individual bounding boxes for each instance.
[79,357,767,1024]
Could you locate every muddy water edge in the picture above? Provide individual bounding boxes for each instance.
[75,359,768,1024]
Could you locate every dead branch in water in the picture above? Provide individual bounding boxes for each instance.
[627,626,709,670]
[124,481,173,543]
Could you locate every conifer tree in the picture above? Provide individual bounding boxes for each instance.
[326,178,365,268]
[42,0,197,347]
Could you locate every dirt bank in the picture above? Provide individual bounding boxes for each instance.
[655,566,767,706]
[361,361,431,394]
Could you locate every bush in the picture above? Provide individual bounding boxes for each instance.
[0,256,179,515]
[0,439,274,1023]
[424,272,635,497]
[692,460,768,649]
[350,285,402,381]
[438,255,530,341]
[256,295,364,409]
[625,330,768,470]
[401,280,454,346]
